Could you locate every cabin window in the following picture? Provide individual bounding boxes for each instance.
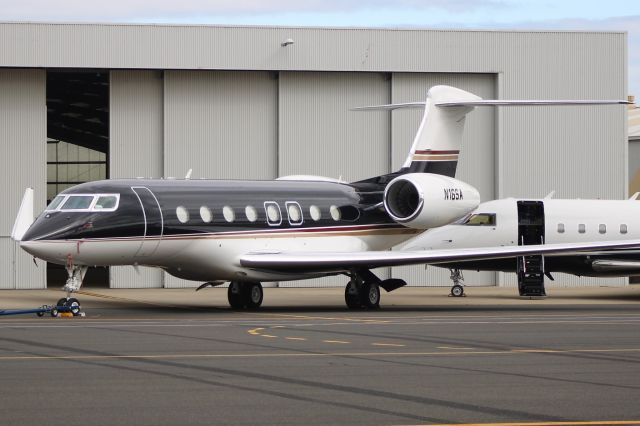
[245,206,258,223]
[265,202,282,226]
[286,202,303,225]
[200,206,212,223]
[620,224,628,234]
[46,195,66,211]
[94,195,118,210]
[578,224,586,233]
[330,205,341,221]
[460,213,496,226]
[61,195,94,211]
[599,224,606,234]
[223,206,235,223]
[557,223,565,233]
[176,206,189,224]
[309,205,321,221]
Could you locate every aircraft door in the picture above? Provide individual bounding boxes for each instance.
[516,200,546,296]
[132,186,163,257]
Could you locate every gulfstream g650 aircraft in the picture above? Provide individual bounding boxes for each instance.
[11,86,631,311]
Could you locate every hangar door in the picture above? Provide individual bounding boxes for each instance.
[278,71,392,287]
[0,69,46,289]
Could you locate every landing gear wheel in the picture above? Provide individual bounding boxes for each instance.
[451,284,465,297]
[360,282,380,309]
[50,307,59,317]
[56,298,67,307]
[228,281,246,309]
[245,282,263,310]
[345,280,361,309]
[67,298,81,315]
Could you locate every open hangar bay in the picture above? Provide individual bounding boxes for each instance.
[0,23,628,291]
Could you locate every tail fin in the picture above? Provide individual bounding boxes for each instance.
[354,85,628,179]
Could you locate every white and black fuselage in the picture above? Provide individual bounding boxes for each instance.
[21,177,422,282]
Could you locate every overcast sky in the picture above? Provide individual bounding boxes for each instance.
[1,0,638,95]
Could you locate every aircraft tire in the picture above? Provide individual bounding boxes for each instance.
[451,284,464,297]
[228,281,246,309]
[56,298,67,307]
[360,282,380,309]
[245,282,263,310]
[67,297,81,315]
[345,281,361,309]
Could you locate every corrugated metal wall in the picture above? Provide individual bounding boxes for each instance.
[278,71,392,287]
[110,70,165,288]
[163,70,278,288]
[0,69,46,289]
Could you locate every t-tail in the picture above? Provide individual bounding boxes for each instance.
[354,85,628,180]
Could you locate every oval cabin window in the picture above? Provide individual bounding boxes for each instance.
[176,206,189,224]
[578,224,586,234]
[557,223,565,233]
[309,205,321,221]
[287,202,303,225]
[223,206,235,223]
[266,203,281,225]
[620,224,628,234]
[245,206,258,223]
[200,206,212,223]
[330,205,341,221]
[599,224,606,234]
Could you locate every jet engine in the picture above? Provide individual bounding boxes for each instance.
[383,173,480,229]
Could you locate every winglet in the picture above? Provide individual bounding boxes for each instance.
[11,188,34,242]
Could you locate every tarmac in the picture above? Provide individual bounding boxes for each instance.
[1,285,640,425]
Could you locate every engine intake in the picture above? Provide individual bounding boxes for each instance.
[383,173,480,229]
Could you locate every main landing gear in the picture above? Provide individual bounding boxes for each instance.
[345,270,407,310]
[227,281,263,310]
[449,268,465,297]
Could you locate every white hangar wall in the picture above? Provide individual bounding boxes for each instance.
[0,23,627,289]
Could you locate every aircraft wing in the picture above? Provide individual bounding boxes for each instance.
[239,239,640,273]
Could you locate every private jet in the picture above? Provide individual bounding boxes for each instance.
[11,85,631,310]
[403,195,640,297]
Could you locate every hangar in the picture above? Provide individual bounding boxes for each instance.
[0,22,628,289]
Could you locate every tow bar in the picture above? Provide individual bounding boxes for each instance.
[0,304,85,318]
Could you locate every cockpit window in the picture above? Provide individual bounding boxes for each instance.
[61,195,94,210]
[46,196,65,211]
[459,213,496,226]
[94,195,118,210]
[47,193,120,212]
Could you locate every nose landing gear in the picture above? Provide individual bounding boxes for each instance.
[449,268,465,297]
[58,256,88,314]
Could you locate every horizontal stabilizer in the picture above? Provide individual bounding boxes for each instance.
[353,100,628,110]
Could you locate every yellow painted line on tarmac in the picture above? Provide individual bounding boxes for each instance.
[285,337,307,341]
[371,343,405,347]
[247,327,263,336]
[322,340,350,344]
[260,334,277,338]
[3,347,640,362]
[410,421,640,426]
[437,346,475,350]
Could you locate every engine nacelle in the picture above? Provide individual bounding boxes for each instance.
[383,173,480,229]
